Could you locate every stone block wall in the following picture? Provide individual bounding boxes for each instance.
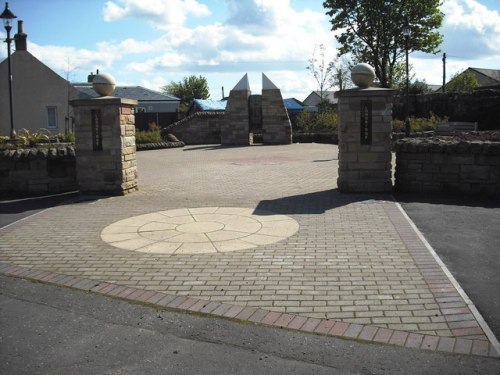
[262,89,292,144]
[337,88,394,193]
[0,146,77,194]
[72,97,138,195]
[394,138,500,196]
[167,112,223,145]
[221,90,251,146]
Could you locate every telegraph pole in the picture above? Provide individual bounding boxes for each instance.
[442,53,446,93]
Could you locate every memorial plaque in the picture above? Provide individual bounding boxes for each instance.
[360,100,372,145]
[91,109,103,151]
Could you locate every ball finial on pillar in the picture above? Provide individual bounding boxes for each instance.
[351,63,375,88]
[92,73,116,96]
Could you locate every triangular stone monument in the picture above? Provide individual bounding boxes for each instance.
[221,74,252,145]
[261,73,292,144]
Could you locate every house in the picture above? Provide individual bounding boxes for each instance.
[465,67,500,89]
[436,67,500,92]
[0,21,80,136]
[74,75,180,130]
[302,91,338,111]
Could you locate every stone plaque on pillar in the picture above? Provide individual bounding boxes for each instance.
[71,96,138,195]
[337,64,394,193]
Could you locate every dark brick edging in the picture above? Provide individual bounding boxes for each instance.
[136,141,185,151]
[1,260,498,358]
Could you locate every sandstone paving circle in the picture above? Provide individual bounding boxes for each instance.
[177,221,225,234]
[100,207,299,254]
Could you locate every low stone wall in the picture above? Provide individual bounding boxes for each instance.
[0,146,77,194]
[167,112,223,145]
[394,138,500,196]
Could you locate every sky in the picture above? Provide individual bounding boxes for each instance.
[1,0,500,100]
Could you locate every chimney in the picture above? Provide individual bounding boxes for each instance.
[14,20,27,51]
[87,69,100,83]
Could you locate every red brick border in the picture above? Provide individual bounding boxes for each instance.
[1,261,498,358]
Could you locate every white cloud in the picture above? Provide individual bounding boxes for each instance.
[28,43,115,75]
[103,0,211,29]
[122,0,336,75]
[443,0,500,32]
[111,0,338,98]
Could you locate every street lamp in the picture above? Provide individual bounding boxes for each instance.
[403,16,411,137]
[1,2,16,139]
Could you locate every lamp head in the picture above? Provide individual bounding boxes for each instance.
[403,16,410,38]
[0,2,16,30]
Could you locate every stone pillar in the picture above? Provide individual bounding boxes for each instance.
[71,97,138,195]
[221,74,251,146]
[337,86,394,193]
[261,73,292,144]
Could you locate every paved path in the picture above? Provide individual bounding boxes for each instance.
[1,144,498,358]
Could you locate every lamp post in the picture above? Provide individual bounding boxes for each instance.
[403,16,411,137]
[1,2,16,139]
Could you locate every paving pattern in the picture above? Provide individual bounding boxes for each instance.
[101,207,299,254]
[0,143,498,357]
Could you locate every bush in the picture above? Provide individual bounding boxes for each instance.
[293,111,338,134]
[392,113,446,133]
[135,129,162,144]
[15,128,51,146]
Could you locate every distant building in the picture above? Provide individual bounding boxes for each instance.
[435,67,500,92]
[74,76,180,130]
[283,98,304,114]
[302,91,338,111]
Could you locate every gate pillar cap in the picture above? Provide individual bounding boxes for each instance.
[351,63,375,88]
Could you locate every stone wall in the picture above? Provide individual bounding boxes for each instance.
[394,138,500,196]
[393,90,500,130]
[0,146,77,194]
[167,112,223,145]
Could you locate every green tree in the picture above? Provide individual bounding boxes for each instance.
[162,75,210,112]
[445,71,479,92]
[323,0,443,88]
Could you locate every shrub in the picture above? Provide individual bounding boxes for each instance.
[135,129,162,143]
[392,113,446,133]
[15,128,51,146]
[293,111,338,134]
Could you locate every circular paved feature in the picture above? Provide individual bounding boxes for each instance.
[101,207,299,254]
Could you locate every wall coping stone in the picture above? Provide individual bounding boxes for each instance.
[0,146,76,160]
[394,137,500,155]
[166,111,225,131]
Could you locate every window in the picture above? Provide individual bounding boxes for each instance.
[47,107,57,129]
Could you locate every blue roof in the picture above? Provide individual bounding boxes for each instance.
[194,99,227,111]
[284,98,304,111]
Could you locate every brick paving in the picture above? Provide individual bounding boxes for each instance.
[0,143,498,357]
